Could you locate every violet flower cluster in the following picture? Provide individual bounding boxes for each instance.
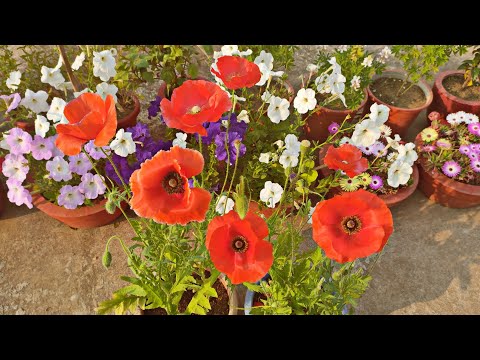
[105,123,172,185]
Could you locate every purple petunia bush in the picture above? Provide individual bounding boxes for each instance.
[418,111,480,184]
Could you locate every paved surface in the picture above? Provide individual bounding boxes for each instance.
[1,46,479,314]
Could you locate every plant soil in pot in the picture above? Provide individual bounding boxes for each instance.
[428,70,480,119]
[140,275,238,315]
[317,145,419,208]
[303,89,368,144]
[367,70,433,137]
[415,134,480,208]
[117,92,140,130]
[31,193,127,229]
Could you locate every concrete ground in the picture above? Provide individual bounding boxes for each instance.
[1,46,479,315]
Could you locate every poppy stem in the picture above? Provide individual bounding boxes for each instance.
[82,149,110,191]
[219,90,237,197]
[225,145,240,214]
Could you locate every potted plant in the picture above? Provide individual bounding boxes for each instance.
[415,110,480,208]
[366,46,462,137]
[302,45,387,143]
[317,102,419,208]
[96,50,396,315]
[428,46,479,117]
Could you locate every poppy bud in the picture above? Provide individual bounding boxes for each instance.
[102,249,112,269]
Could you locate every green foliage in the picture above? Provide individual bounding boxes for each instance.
[392,45,465,84]
[459,45,480,87]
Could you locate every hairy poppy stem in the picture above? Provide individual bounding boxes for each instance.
[100,148,131,199]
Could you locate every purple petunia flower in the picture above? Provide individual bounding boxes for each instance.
[6,128,32,155]
[128,122,150,142]
[84,140,110,160]
[31,135,54,161]
[442,160,461,178]
[422,144,437,152]
[210,183,220,193]
[468,123,480,136]
[6,177,33,208]
[46,156,72,182]
[214,131,246,165]
[0,93,21,113]
[459,145,471,156]
[369,175,383,190]
[328,122,340,135]
[188,178,194,188]
[57,185,85,210]
[2,153,29,182]
[470,159,480,173]
[79,173,107,200]
[197,113,247,145]
[47,135,65,158]
[68,153,93,176]
[148,96,162,119]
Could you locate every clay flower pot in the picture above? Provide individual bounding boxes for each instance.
[117,93,140,130]
[317,146,419,208]
[427,70,480,119]
[366,70,433,137]
[31,193,127,229]
[415,134,480,208]
[140,275,239,315]
[15,121,35,133]
[304,89,368,144]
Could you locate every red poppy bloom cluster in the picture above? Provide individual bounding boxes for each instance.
[206,210,273,284]
[56,93,117,156]
[130,146,211,225]
[312,189,393,263]
[160,80,232,136]
[211,56,261,90]
[323,144,368,178]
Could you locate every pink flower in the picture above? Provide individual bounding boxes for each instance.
[6,178,32,208]
[2,154,29,182]
[46,156,72,182]
[31,135,54,161]
[57,185,84,210]
[6,128,32,155]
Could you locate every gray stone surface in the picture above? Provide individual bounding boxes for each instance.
[0,45,479,314]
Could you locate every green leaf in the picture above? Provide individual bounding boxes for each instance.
[187,64,198,79]
[141,71,154,82]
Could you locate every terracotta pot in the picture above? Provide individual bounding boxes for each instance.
[15,121,35,133]
[139,274,238,315]
[31,193,127,229]
[415,134,480,208]
[317,146,419,208]
[366,70,433,137]
[303,89,368,144]
[117,93,140,130]
[427,70,480,119]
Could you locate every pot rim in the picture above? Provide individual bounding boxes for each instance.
[433,70,480,107]
[118,92,140,122]
[415,133,480,195]
[368,69,433,112]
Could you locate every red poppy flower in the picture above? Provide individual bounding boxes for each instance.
[160,80,231,136]
[211,56,262,90]
[323,144,368,178]
[312,189,393,263]
[206,210,273,284]
[130,146,211,225]
[55,93,117,156]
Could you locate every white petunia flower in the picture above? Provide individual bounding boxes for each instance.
[40,66,65,89]
[351,119,381,147]
[307,64,318,73]
[267,96,290,124]
[237,110,250,123]
[93,49,116,82]
[328,72,346,95]
[328,57,341,74]
[378,46,392,64]
[259,152,270,163]
[109,129,136,157]
[261,90,274,104]
[21,89,49,113]
[315,74,330,94]
[96,82,118,103]
[47,97,67,124]
[71,52,86,71]
[6,71,22,90]
[279,149,299,169]
[259,181,284,208]
[337,45,348,53]
[56,82,74,92]
[254,50,274,71]
[369,102,390,126]
[35,115,50,138]
[284,134,301,154]
[361,55,374,67]
[220,45,239,56]
[172,132,188,149]
[74,88,92,98]
[256,63,272,86]
[387,161,413,188]
[273,140,284,148]
[351,75,361,91]
[386,134,402,150]
[0,133,10,151]
[215,195,235,215]
[293,88,317,114]
[396,142,418,166]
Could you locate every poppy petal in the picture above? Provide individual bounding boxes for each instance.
[94,94,117,147]
[55,133,88,156]
[64,92,104,124]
